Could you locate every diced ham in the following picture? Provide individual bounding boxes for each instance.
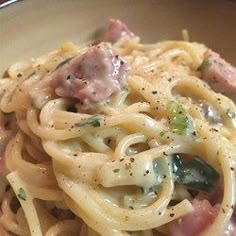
[168,199,217,236]
[98,19,134,44]
[209,183,236,236]
[51,43,129,111]
[200,50,236,100]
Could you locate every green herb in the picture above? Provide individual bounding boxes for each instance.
[26,71,36,79]
[197,60,211,71]
[55,56,74,70]
[17,188,27,201]
[75,116,101,127]
[226,109,235,119]
[172,154,219,192]
[113,169,120,173]
[168,101,189,135]
[160,131,166,137]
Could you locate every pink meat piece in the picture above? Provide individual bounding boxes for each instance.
[201,50,236,99]
[209,183,236,236]
[169,199,217,236]
[99,19,134,44]
[51,43,129,111]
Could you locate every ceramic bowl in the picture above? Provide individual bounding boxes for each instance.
[0,0,236,76]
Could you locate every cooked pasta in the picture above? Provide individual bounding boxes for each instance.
[0,19,236,236]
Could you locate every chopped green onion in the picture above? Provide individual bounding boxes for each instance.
[17,188,27,201]
[153,158,164,186]
[139,159,164,194]
[226,109,235,119]
[183,157,219,191]
[172,154,219,192]
[172,154,185,181]
[168,101,189,135]
[55,56,74,70]
[198,60,211,71]
[75,116,101,127]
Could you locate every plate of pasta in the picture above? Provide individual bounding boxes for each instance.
[1,1,236,236]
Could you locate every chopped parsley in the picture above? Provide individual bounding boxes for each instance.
[75,116,101,127]
[198,60,211,71]
[26,71,36,79]
[113,169,120,173]
[17,188,27,201]
[55,56,75,70]
[226,109,235,119]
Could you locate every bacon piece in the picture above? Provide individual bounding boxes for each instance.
[169,199,217,236]
[200,50,236,100]
[51,43,129,111]
[98,19,134,44]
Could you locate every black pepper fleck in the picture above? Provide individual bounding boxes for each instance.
[130,157,135,162]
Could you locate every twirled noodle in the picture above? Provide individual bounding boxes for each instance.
[0,26,236,236]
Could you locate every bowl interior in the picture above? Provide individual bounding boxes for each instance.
[1,0,236,76]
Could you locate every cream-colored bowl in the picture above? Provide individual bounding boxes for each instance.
[1,0,236,76]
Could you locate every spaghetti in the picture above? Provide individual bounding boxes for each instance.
[0,20,236,236]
